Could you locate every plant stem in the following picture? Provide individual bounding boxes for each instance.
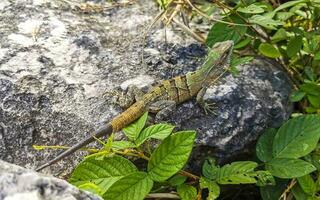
[146,193,180,199]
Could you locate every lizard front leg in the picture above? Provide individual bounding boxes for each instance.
[149,100,176,122]
[196,85,217,115]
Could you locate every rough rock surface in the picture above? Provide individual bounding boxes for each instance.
[0,0,292,176]
[0,160,102,200]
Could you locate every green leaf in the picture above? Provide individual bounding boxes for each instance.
[237,4,265,14]
[157,0,170,8]
[290,91,306,102]
[202,157,219,180]
[292,184,311,200]
[297,174,316,195]
[272,115,320,158]
[271,28,287,43]
[168,175,187,186]
[255,171,276,186]
[217,161,258,184]
[300,83,320,96]
[256,128,277,162]
[135,124,175,146]
[231,56,253,67]
[103,172,153,200]
[177,184,197,200]
[314,51,320,60]
[287,36,303,58]
[206,22,247,47]
[249,15,283,30]
[308,95,320,108]
[304,67,316,81]
[123,112,148,141]
[111,141,136,150]
[234,38,251,49]
[199,177,220,200]
[258,43,281,58]
[274,0,307,13]
[69,155,137,194]
[266,158,316,178]
[260,179,288,200]
[147,131,196,182]
[78,182,103,196]
[276,12,295,21]
[104,133,114,152]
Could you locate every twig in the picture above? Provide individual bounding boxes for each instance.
[146,193,180,199]
[184,0,248,26]
[179,170,200,180]
[172,18,206,43]
[279,179,296,200]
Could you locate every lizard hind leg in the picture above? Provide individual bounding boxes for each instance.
[196,87,217,115]
[149,100,176,122]
[113,85,145,109]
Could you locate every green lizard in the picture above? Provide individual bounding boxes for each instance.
[36,40,234,171]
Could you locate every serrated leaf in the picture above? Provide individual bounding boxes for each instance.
[202,158,219,180]
[69,155,137,194]
[217,161,258,184]
[255,171,276,186]
[266,158,316,178]
[249,15,283,30]
[168,175,187,186]
[290,91,306,102]
[177,184,197,200]
[135,124,174,146]
[272,115,320,158]
[237,4,265,14]
[206,22,247,47]
[200,177,220,200]
[271,28,287,43]
[111,141,136,150]
[103,172,153,200]
[123,112,148,141]
[147,131,196,182]
[297,174,316,195]
[256,128,277,162]
[287,36,303,58]
[258,43,281,58]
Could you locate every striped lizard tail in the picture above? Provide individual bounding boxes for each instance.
[35,101,146,171]
[35,124,113,171]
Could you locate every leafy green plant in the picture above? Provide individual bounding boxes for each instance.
[68,113,292,200]
[203,0,320,113]
[257,114,320,199]
[69,112,196,200]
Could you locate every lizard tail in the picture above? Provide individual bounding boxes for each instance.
[35,124,113,172]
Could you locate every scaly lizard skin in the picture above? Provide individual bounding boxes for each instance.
[36,40,234,171]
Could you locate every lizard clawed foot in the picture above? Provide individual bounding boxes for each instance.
[202,102,217,115]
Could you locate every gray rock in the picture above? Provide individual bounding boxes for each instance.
[0,160,102,200]
[0,0,292,178]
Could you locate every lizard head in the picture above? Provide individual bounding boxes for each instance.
[201,40,234,80]
[210,40,234,63]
